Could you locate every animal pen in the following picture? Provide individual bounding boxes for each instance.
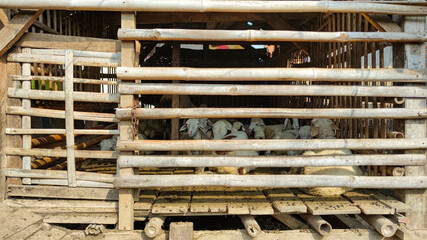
[0,1,426,239]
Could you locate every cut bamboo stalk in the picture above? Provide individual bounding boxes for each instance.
[13,75,117,85]
[116,67,427,82]
[115,108,427,120]
[113,174,427,189]
[119,82,427,98]
[7,53,120,67]
[117,138,427,152]
[31,133,66,147]
[7,106,118,122]
[118,154,426,168]
[144,217,165,238]
[8,88,119,103]
[239,215,261,238]
[386,130,404,138]
[300,215,332,236]
[65,49,76,187]
[21,48,31,185]
[360,215,397,238]
[5,168,114,183]
[6,128,119,135]
[1,1,426,15]
[118,28,427,42]
[387,167,405,176]
[6,148,118,159]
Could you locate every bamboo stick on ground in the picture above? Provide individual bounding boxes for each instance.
[300,215,332,236]
[239,215,261,238]
[144,217,165,238]
[360,215,397,238]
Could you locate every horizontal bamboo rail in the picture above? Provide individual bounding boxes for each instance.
[30,179,113,188]
[5,168,114,183]
[7,106,118,122]
[117,139,427,151]
[116,67,427,82]
[118,28,427,42]
[8,88,119,103]
[113,175,427,188]
[118,154,426,168]
[6,128,119,135]
[13,75,117,85]
[1,1,426,15]
[6,148,118,159]
[30,48,121,59]
[116,108,427,120]
[7,53,119,67]
[119,82,427,98]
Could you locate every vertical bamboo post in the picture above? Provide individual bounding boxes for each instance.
[118,12,136,231]
[402,15,427,231]
[0,54,7,200]
[171,42,180,154]
[21,48,32,185]
[64,49,76,187]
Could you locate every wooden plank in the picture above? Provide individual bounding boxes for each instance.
[119,82,427,98]
[116,107,427,120]
[0,10,43,57]
[114,174,427,189]
[344,190,394,215]
[7,185,119,200]
[8,88,119,103]
[116,67,427,82]
[265,189,307,213]
[5,168,114,183]
[135,190,157,212]
[16,32,120,53]
[21,48,31,185]
[6,148,118,159]
[6,128,119,135]
[335,214,369,229]
[42,213,117,224]
[246,190,275,215]
[151,191,191,214]
[368,190,410,213]
[294,190,360,215]
[226,190,250,215]
[169,222,193,240]
[362,14,402,32]
[0,54,6,200]
[2,1,427,15]
[118,28,427,42]
[64,49,76,187]
[190,190,227,213]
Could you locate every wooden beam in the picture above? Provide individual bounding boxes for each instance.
[115,108,427,120]
[0,54,6,200]
[21,48,31,185]
[5,168,114,183]
[8,88,119,103]
[0,10,43,57]
[0,9,9,27]
[116,67,427,82]
[114,174,427,189]
[361,14,402,32]
[6,148,117,159]
[15,32,121,53]
[64,50,76,187]
[116,138,427,152]
[7,185,119,200]
[32,20,59,35]
[0,1,427,15]
[118,28,427,42]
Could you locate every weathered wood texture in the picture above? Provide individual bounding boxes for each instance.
[6,148,117,159]
[7,185,119,200]
[8,88,119,103]
[117,67,427,82]
[116,107,427,120]
[21,48,31,185]
[1,1,427,15]
[118,28,427,42]
[0,10,43,57]
[64,50,76,187]
[0,54,6,200]
[114,175,427,189]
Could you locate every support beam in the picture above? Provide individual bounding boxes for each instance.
[64,50,76,187]
[0,10,43,57]
[0,54,6,200]
[0,1,427,15]
[21,48,31,185]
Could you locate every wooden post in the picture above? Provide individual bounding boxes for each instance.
[402,15,427,231]
[118,11,136,231]
[169,222,193,240]
[21,48,31,185]
[0,54,6,200]
[171,42,180,150]
[64,49,76,187]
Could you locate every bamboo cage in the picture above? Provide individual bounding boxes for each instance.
[0,2,426,239]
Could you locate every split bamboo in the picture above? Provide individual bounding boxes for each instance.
[118,28,427,42]
[1,1,426,15]
[13,75,117,85]
[113,175,427,189]
[119,82,427,98]
[115,108,427,120]
[8,88,119,103]
[117,67,427,82]
[117,138,427,151]
[118,154,426,168]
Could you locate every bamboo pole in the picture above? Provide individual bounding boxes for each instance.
[7,53,119,67]
[117,138,427,152]
[118,28,427,42]
[6,128,119,135]
[30,178,113,188]
[118,82,427,98]
[116,67,427,82]
[387,167,405,176]
[360,215,397,238]
[21,48,31,185]
[144,217,165,238]
[118,154,426,168]
[387,130,404,138]
[239,215,261,238]
[5,168,114,183]
[13,75,117,85]
[115,108,427,120]
[8,88,119,103]
[30,48,120,59]
[113,174,427,189]
[64,49,76,187]
[1,1,426,15]
[6,148,118,159]
[7,106,118,122]
[300,215,332,236]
